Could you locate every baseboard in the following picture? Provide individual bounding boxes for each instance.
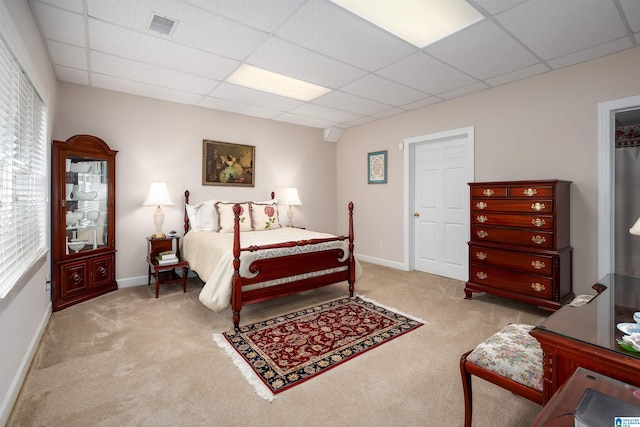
[0,303,51,426]
[355,253,407,271]
[117,270,198,289]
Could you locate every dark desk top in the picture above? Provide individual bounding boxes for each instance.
[534,274,640,360]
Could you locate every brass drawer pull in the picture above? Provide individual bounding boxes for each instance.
[476,272,487,280]
[476,215,488,223]
[72,273,82,283]
[482,189,494,196]
[476,201,487,210]
[524,188,537,197]
[477,230,488,238]
[531,218,546,227]
[476,252,487,260]
[98,266,107,277]
[531,202,545,212]
[531,260,545,269]
[532,235,546,245]
[531,282,546,292]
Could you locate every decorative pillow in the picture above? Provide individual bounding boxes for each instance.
[215,202,251,233]
[185,200,218,232]
[250,202,281,230]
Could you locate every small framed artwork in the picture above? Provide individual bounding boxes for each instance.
[367,150,387,184]
[202,140,255,186]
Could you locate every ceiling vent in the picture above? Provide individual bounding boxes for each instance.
[149,14,176,35]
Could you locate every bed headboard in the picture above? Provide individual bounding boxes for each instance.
[183,190,275,234]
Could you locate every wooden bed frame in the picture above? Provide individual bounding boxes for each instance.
[183,190,356,329]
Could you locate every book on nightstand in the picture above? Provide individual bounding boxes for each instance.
[574,388,640,427]
[155,251,178,265]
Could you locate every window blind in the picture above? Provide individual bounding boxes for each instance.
[0,32,47,298]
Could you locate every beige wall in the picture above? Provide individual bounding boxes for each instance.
[337,47,640,296]
[55,83,339,283]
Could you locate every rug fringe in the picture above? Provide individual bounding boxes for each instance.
[356,294,428,325]
[212,333,275,402]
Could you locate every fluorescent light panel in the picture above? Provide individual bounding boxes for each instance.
[330,0,484,48]
[226,64,331,102]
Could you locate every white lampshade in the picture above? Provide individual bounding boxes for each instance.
[281,187,302,206]
[143,182,175,238]
[143,182,175,207]
[630,216,640,236]
[281,187,302,228]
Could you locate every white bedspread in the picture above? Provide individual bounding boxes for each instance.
[182,227,361,312]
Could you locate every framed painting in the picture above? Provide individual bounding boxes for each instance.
[367,150,387,184]
[202,140,255,187]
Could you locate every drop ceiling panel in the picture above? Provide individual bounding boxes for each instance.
[246,37,367,89]
[183,0,306,33]
[275,0,416,71]
[37,0,84,13]
[484,63,549,87]
[376,52,477,95]
[620,0,640,32]
[425,20,539,80]
[497,0,628,60]
[209,82,304,111]
[547,37,633,69]
[472,0,528,15]
[87,0,268,60]
[32,2,86,47]
[341,74,428,106]
[90,51,218,95]
[91,73,204,105]
[88,20,239,80]
[289,103,362,123]
[199,96,282,120]
[438,81,489,101]
[47,40,87,70]
[312,91,393,116]
[274,112,339,129]
[56,65,89,85]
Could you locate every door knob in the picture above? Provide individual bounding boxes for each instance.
[414,212,420,217]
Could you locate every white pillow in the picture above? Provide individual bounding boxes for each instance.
[215,202,251,233]
[250,202,281,230]
[185,200,217,232]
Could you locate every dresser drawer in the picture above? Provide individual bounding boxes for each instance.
[470,265,553,299]
[471,213,554,229]
[472,199,553,213]
[471,186,508,198]
[509,185,554,198]
[469,246,553,275]
[472,226,554,248]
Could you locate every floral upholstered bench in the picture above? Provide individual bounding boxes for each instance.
[459,323,544,427]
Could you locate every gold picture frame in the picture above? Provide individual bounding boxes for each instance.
[202,140,255,187]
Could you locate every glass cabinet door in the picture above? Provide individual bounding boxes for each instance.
[64,156,109,254]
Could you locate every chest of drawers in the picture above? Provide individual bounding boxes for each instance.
[465,180,574,311]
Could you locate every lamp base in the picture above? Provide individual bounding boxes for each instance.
[151,232,166,239]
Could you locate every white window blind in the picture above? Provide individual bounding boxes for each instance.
[0,33,47,298]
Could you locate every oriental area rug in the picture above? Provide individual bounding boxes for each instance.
[213,296,424,401]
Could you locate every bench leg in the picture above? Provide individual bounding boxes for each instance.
[460,351,473,427]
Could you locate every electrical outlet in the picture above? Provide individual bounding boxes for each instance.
[378,243,384,251]
[45,278,51,292]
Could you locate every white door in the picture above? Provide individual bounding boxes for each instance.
[412,134,471,280]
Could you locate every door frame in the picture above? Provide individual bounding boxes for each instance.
[597,95,640,277]
[403,126,475,272]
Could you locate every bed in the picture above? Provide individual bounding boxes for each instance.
[181,190,360,329]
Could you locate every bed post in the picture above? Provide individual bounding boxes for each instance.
[184,190,190,235]
[231,203,242,329]
[348,201,355,297]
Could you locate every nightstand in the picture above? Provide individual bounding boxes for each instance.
[146,236,188,298]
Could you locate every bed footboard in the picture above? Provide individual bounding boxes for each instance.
[231,202,355,329]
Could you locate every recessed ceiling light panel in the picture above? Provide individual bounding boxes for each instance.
[227,64,331,102]
[330,0,484,48]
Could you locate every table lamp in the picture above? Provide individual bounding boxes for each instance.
[630,216,640,236]
[281,187,302,228]
[143,182,175,238]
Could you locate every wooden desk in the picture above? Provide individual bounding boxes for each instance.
[530,274,640,404]
[533,367,640,426]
